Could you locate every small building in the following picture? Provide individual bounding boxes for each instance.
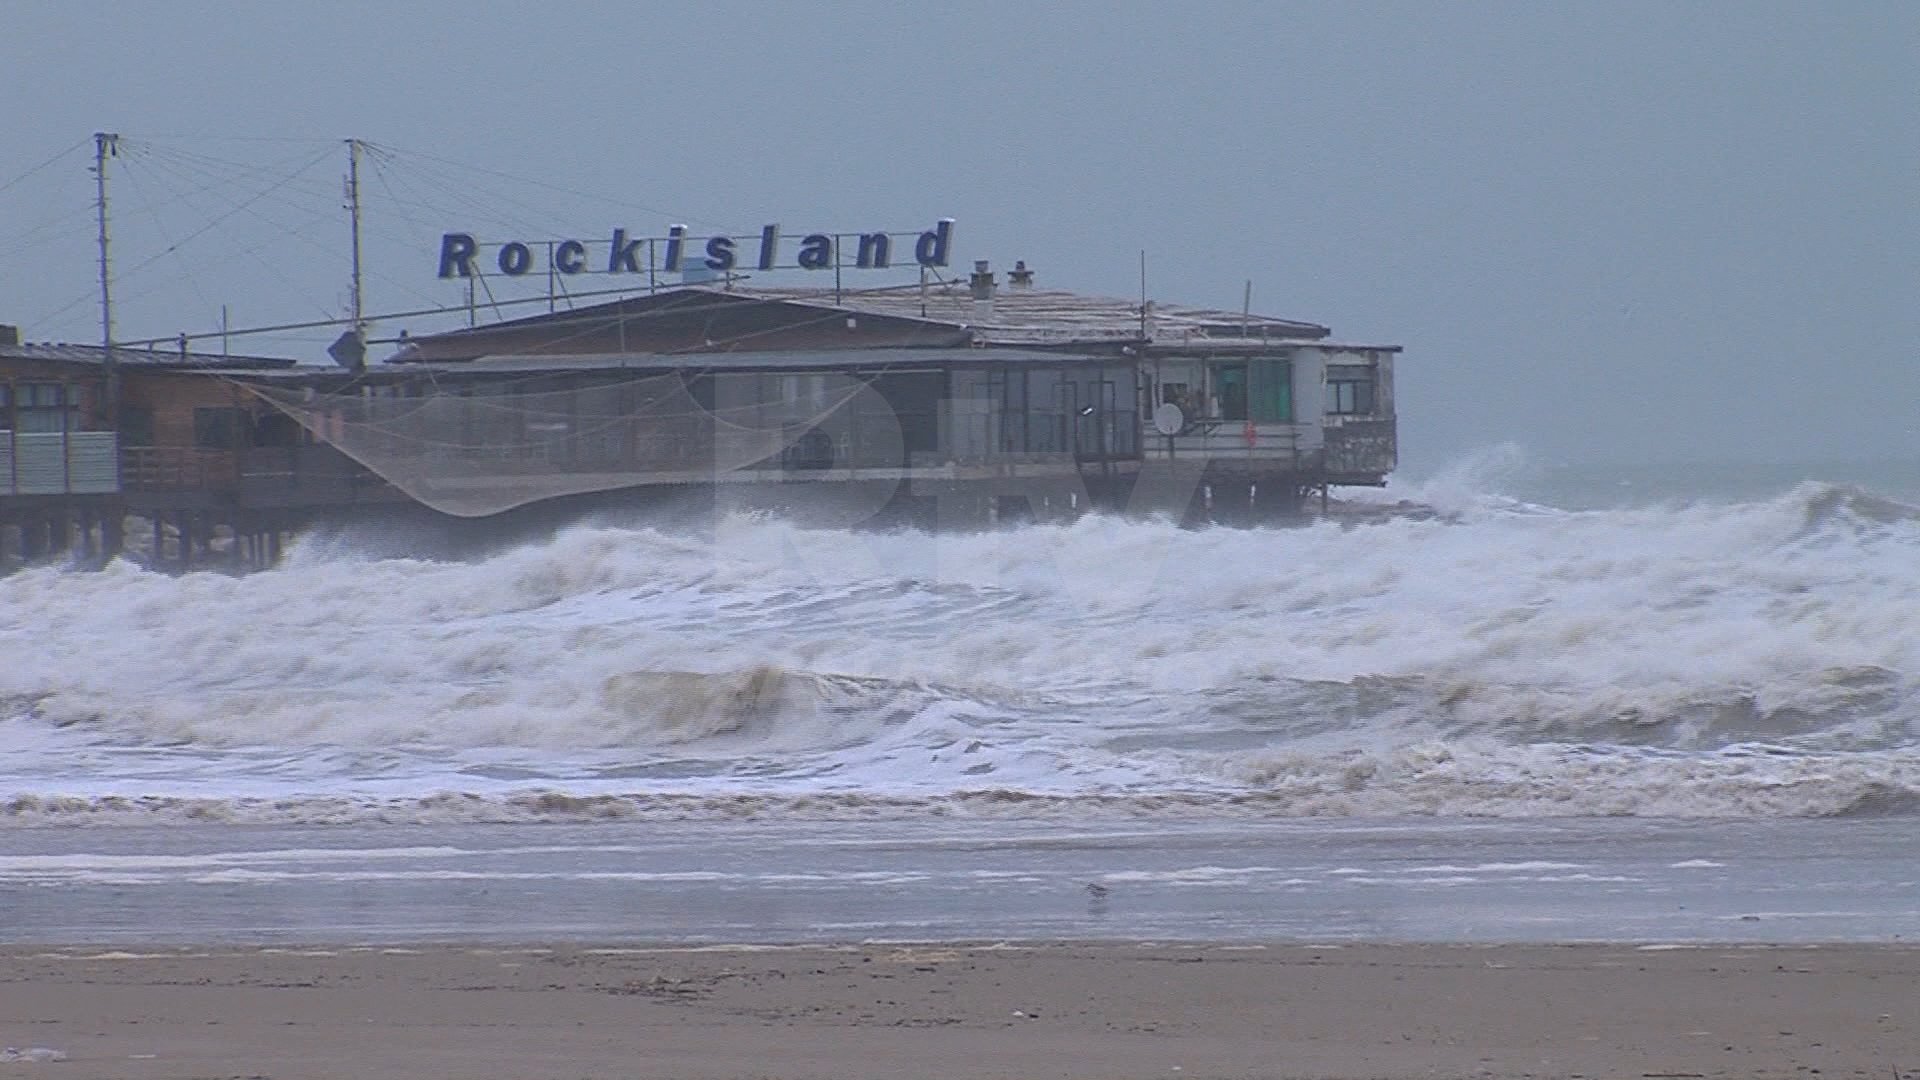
[328,272,1403,523]
[2,265,1405,567]
[0,328,359,568]
[237,344,1143,524]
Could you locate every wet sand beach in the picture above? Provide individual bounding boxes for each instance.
[3,942,1916,1080]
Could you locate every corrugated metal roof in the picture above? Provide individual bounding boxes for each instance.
[231,348,1100,382]
[1145,339,1404,355]
[725,284,1332,344]
[388,283,1338,362]
[0,342,297,370]
[452,346,1086,373]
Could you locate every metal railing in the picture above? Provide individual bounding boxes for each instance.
[120,446,236,491]
[1141,420,1306,466]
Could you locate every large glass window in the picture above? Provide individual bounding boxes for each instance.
[1027,370,1064,453]
[1250,356,1293,422]
[1214,363,1248,421]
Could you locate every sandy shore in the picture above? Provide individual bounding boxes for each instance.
[2,942,1915,1079]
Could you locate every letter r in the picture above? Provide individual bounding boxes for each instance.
[437,233,477,278]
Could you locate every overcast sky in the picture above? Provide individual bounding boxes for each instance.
[3,1,1914,470]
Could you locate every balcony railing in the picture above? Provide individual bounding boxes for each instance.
[119,444,401,507]
[1140,420,1307,466]
[120,446,237,491]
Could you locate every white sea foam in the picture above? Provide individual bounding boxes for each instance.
[1,474,1916,825]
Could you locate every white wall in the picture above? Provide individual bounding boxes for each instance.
[1291,347,1326,449]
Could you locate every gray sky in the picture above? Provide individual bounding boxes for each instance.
[3,1,1914,470]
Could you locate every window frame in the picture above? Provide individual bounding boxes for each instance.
[1326,375,1377,417]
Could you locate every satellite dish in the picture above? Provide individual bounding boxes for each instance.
[1152,402,1185,436]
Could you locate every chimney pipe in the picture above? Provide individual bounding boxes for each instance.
[0,324,18,348]
[968,260,996,301]
[1007,260,1034,289]
[969,259,996,322]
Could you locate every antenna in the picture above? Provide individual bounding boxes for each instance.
[93,131,120,418]
[345,138,366,333]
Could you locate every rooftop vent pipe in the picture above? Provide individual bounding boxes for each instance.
[969,259,996,300]
[1007,260,1034,289]
[969,259,996,322]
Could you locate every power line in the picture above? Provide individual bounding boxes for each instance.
[364,141,739,234]
[0,137,89,197]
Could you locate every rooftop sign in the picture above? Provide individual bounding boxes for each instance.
[436,220,953,279]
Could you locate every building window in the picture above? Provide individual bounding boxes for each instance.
[1250,356,1293,423]
[120,406,156,447]
[10,383,78,433]
[194,407,243,449]
[1327,370,1376,416]
[252,412,302,448]
[11,382,80,432]
[1214,363,1248,421]
[1159,381,1193,415]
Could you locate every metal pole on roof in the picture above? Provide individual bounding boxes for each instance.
[345,139,366,334]
[93,132,120,421]
[1138,250,1148,341]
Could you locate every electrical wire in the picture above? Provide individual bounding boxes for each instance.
[0,137,90,197]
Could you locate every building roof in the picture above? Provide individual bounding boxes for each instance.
[1144,338,1404,356]
[0,342,298,371]
[452,346,1081,374]
[385,287,972,363]
[388,282,1337,363]
[729,283,1331,345]
[232,347,1094,385]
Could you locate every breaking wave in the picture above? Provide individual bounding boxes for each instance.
[1,471,1916,825]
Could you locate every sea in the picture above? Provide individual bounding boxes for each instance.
[3,449,1917,945]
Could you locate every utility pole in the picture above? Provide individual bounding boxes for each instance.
[345,138,365,333]
[93,131,120,420]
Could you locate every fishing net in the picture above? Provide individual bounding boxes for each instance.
[245,370,888,517]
